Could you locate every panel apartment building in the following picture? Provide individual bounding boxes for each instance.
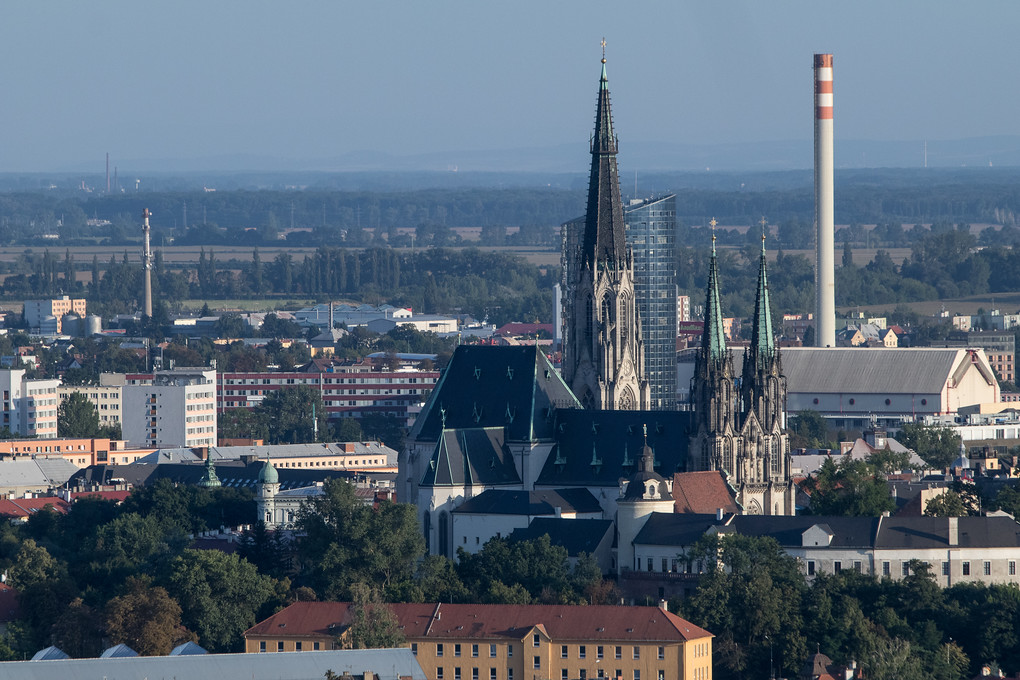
[0,369,59,438]
[122,368,217,449]
[218,359,439,424]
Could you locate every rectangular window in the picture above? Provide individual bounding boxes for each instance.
[412,643,418,656]
[508,646,513,658]
[597,646,604,660]
[943,562,950,576]
[807,561,815,576]
[634,671,640,680]
[438,644,444,657]
[490,645,497,658]
[277,641,284,652]
[633,647,640,660]
[562,671,569,680]
[963,562,971,576]
[508,670,513,680]
[491,671,497,680]
[314,642,321,651]
[296,642,302,651]
[661,558,668,572]
[580,646,586,659]
[456,644,462,657]
[473,645,479,658]
[985,561,992,576]
[658,672,665,680]
[902,562,910,577]
[854,561,862,573]
[658,646,664,660]
[615,646,622,660]
[534,657,541,670]
[534,635,540,648]
[438,669,444,680]
[259,641,266,652]
[833,561,841,573]
[1011,561,1016,576]
[473,668,479,680]
[882,561,890,576]
[646,558,653,572]
[455,669,461,680]
[562,646,568,659]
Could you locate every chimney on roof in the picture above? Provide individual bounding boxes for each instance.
[554,506,562,517]
[716,508,723,521]
[658,599,668,613]
[949,516,959,546]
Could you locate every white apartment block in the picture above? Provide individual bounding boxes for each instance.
[0,370,59,438]
[57,384,123,426]
[122,368,217,449]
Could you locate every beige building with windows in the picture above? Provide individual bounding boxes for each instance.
[244,602,713,680]
[58,383,123,427]
[23,296,86,333]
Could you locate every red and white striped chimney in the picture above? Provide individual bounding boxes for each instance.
[814,53,835,348]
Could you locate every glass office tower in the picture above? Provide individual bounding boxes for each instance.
[624,195,677,409]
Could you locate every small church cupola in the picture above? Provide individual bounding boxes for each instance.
[197,454,221,488]
[622,425,671,501]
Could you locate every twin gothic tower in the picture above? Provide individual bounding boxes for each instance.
[689,232,795,515]
[563,55,792,514]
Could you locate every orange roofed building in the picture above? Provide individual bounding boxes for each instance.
[245,601,713,680]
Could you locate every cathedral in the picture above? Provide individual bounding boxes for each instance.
[398,55,793,562]
[688,228,795,515]
[561,54,650,411]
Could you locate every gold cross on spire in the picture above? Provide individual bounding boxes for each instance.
[709,217,717,242]
[601,37,606,62]
[760,216,768,242]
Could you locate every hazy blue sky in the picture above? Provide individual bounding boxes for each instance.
[1,1,1018,172]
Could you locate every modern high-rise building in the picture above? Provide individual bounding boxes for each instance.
[625,195,678,410]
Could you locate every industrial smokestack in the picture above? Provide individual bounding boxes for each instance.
[106,153,110,193]
[813,53,835,348]
[142,209,153,318]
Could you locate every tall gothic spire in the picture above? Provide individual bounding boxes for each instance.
[580,52,627,269]
[748,228,775,367]
[701,224,727,362]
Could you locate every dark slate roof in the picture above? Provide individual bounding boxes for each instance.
[452,488,601,516]
[411,346,580,443]
[730,515,878,548]
[633,512,722,547]
[875,516,1020,549]
[507,518,614,557]
[634,513,1020,551]
[69,462,354,491]
[537,409,693,488]
[420,428,521,488]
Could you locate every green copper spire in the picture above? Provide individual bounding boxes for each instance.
[750,221,775,365]
[198,455,221,488]
[702,220,727,361]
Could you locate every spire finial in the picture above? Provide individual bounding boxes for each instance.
[760,216,768,251]
[601,37,606,63]
[642,423,647,445]
[709,218,717,254]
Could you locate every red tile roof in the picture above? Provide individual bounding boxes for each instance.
[672,471,739,515]
[0,497,69,519]
[70,490,132,503]
[245,602,712,643]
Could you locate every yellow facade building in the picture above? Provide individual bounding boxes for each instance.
[244,602,713,680]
